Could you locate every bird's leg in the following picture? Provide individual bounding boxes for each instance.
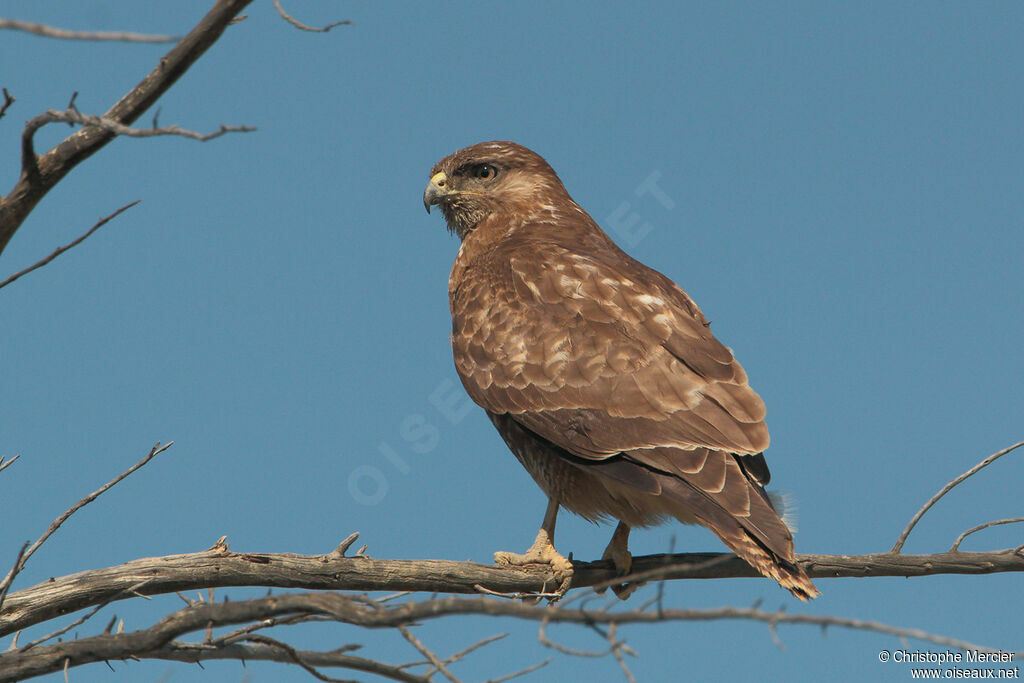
[494,497,574,595]
[598,521,639,599]
[602,521,633,573]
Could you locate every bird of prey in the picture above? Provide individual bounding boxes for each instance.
[423,141,819,600]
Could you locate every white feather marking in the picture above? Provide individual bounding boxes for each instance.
[634,294,665,307]
[546,350,570,363]
[558,274,583,296]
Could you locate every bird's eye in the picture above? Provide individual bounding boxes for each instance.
[474,164,498,181]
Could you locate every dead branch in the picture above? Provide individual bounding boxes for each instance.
[0,200,140,291]
[398,626,459,683]
[0,438,1017,681]
[2,540,1022,639]
[0,442,173,612]
[0,456,18,475]
[893,440,1024,552]
[149,641,427,683]
[0,18,179,43]
[272,0,352,32]
[18,580,152,652]
[0,88,13,120]
[0,0,254,257]
[951,517,1024,552]
[21,110,254,173]
[487,657,551,683]
[1,591,1017,682]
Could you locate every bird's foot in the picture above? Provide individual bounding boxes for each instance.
[494,529,574,597]
[597,522,640,599]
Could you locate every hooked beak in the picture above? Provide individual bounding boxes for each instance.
[423,171,449,213]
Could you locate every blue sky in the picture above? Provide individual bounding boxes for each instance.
[1,1,1022,681]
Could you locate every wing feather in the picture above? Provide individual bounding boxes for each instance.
[451,237,769,459]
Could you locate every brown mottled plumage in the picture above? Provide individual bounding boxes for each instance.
[424,141,819,600]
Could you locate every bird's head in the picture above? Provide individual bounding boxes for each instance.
[424,141,571,240]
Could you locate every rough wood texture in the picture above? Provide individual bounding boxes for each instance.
[3,541,1022,637]
[4,583,1022,682]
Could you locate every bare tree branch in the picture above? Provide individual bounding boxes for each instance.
[0,88,13,120]
[0,0,254,257]
[0,442,173,612]
[0,200,140,291]
[1,591,1017,682]
[19,580,152,652]
[424,633,509,678]
[150,641,427,683]
[0,18,179,43]
[3,540,1023,639]
[892,440,1024,552]
[272,0,352,32]
[951,517,1024,552]
[21,110,254,174]
[239,633,367,683]
[486,657,551,683]
[0,456,19,475]
[397,626,459,683]
[0,439,1018,681]
[0,435,1018,678]
[607,623,637,683]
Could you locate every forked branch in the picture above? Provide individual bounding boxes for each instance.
[892,441,1024,552]
[1,591,1019,682]
[0,0,254,256]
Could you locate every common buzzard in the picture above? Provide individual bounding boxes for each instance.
[424,141,819,600]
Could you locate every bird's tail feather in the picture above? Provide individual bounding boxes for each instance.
[653,471,821,601]
[617,449,821,600]
[695,510,820,601]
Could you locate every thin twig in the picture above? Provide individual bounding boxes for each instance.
[422,633,506,677]
[473,584,564,601]
[23,109,254,174]
[0,200,140,291]
[0,544,28,613]
[147,641,427,683]
[329,532,360,558]
[241,634,357,683]
[607,623,637,683]
[0,18,178,43]
[0,455,20,475]
[0,0,254,258]
[486,657,552,683]
[19,580,152,652]
[398,626,460,683]
[272,0,352,32]
[175,591,197,607]
[0,442,172,611]
[443,633,507,666]
[539,615,608,658]
[892,441,1024,552]
[214,614,335,647]
[950,517,1024,552]
[0,88,14,119]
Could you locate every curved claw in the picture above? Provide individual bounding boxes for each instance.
[494,526,574,597]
